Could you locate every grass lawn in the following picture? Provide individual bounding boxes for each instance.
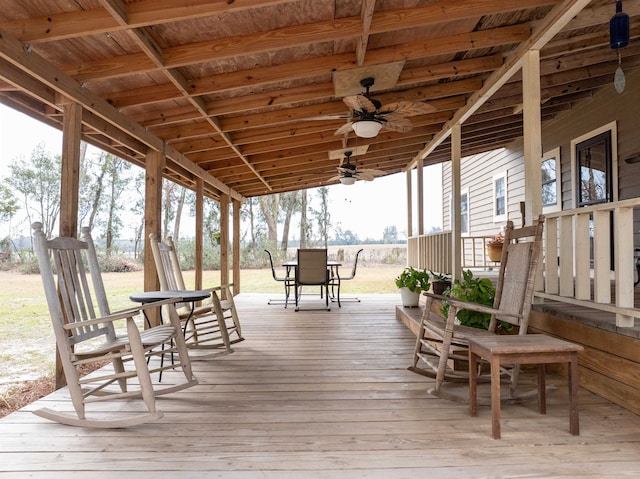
[0,264,404,394]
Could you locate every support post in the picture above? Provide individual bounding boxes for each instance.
[195,178,204,291]
[144,148,164,327]
[451,123,462,281]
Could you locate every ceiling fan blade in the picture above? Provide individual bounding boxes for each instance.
[334,121,354,136]
[328,175,341,182]
[361,168,385,176]
[380,115,412,133]
[343,94,377,113]
[379,101,435,116]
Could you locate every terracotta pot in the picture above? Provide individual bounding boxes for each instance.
[486,243,503,262]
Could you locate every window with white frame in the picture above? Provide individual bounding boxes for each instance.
[460,188,469,235]
[542,147,561,213]
[448,190,469,234]
[492,172,507,221]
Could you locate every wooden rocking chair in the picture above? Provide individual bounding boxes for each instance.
[409,216,545,397]
[32,222,197,428]
[149,234,243,355]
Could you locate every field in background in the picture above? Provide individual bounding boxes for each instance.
[0,263,404,394]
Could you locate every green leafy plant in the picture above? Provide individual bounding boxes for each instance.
[395,267,430,294]
[440,269,495,330]
[429,270,450,282]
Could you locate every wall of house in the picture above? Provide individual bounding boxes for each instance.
[442,139,526,236]
[441,66,640,241]
[541,66,640,241]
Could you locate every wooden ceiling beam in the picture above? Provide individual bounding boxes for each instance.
[115,54,503,112]
[409,0,593,168]
[68,23,529,84]
[0,0,299,43]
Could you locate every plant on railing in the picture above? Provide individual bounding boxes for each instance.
[487,231,504,245]
[440,269,496,330]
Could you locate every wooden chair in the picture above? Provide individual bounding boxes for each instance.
[330,248,363,305]
[32,222,197,428]
[294,248,331,311]
[409,216,545,396]
[149,234,243,355]
[265,249,294,307]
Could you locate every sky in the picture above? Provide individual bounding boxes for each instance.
[0,103,442,240]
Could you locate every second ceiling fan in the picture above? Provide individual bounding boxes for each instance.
[330,151,384,185]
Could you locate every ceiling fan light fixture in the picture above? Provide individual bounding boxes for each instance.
[352,120,382,138]
[339,176,356,185]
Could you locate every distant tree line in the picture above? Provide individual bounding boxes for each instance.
[0,143,403,267]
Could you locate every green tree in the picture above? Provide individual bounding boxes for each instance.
[311,187,330,247]
[6,143,61,238]
[382,225,398,244]
[103,155,131,253]
[0,182,19,225]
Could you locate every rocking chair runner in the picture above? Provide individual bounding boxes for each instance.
[149,234,243,354]
[409,216,545,396]
[32,222,197,428]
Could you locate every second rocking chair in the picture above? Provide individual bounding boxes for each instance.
[149,234,243,355]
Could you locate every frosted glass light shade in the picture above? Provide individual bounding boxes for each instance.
[352,120,382,138]
[339,176,356,185]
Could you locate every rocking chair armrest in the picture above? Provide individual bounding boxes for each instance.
[422,292,523,321]
[62,298,181,331]
[207,283,234,292]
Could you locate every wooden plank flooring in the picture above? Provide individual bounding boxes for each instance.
[1,293,640,478]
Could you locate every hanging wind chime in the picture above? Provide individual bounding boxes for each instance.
[610,0,630,93]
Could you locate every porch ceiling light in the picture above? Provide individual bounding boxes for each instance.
[339,175,356,185]
[351,120,382,138]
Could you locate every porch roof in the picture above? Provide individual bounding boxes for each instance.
[1,0,637,200]
[2,293,640,477]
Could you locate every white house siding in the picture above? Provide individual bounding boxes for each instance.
[541,67,640,244]
[442,141,526,236]
[441,67,640,240]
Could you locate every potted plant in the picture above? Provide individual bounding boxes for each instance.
[429,271,452,296]
[212,230,221,245]
[395,267,430,307]
[486,231,504,262]
[440,269,496,330]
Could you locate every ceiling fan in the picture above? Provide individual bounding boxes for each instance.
[330,151,385,185]
[334,77,436,138]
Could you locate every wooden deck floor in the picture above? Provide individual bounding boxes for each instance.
[2,293,640,478]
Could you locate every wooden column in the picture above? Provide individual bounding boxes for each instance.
[59,102,82,239]
[220,194,230,295]
[406,170,413,238]
[417,157,424,236]
[451,123,462,281]
[522,50,543,224]
[233,198,241,295]
[144,149,163,326]
[55,101,82,389]
[195,178,204,291]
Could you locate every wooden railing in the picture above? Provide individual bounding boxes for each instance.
[408,232,499,274]
[540,198,640,327]
[408,198,640,327]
